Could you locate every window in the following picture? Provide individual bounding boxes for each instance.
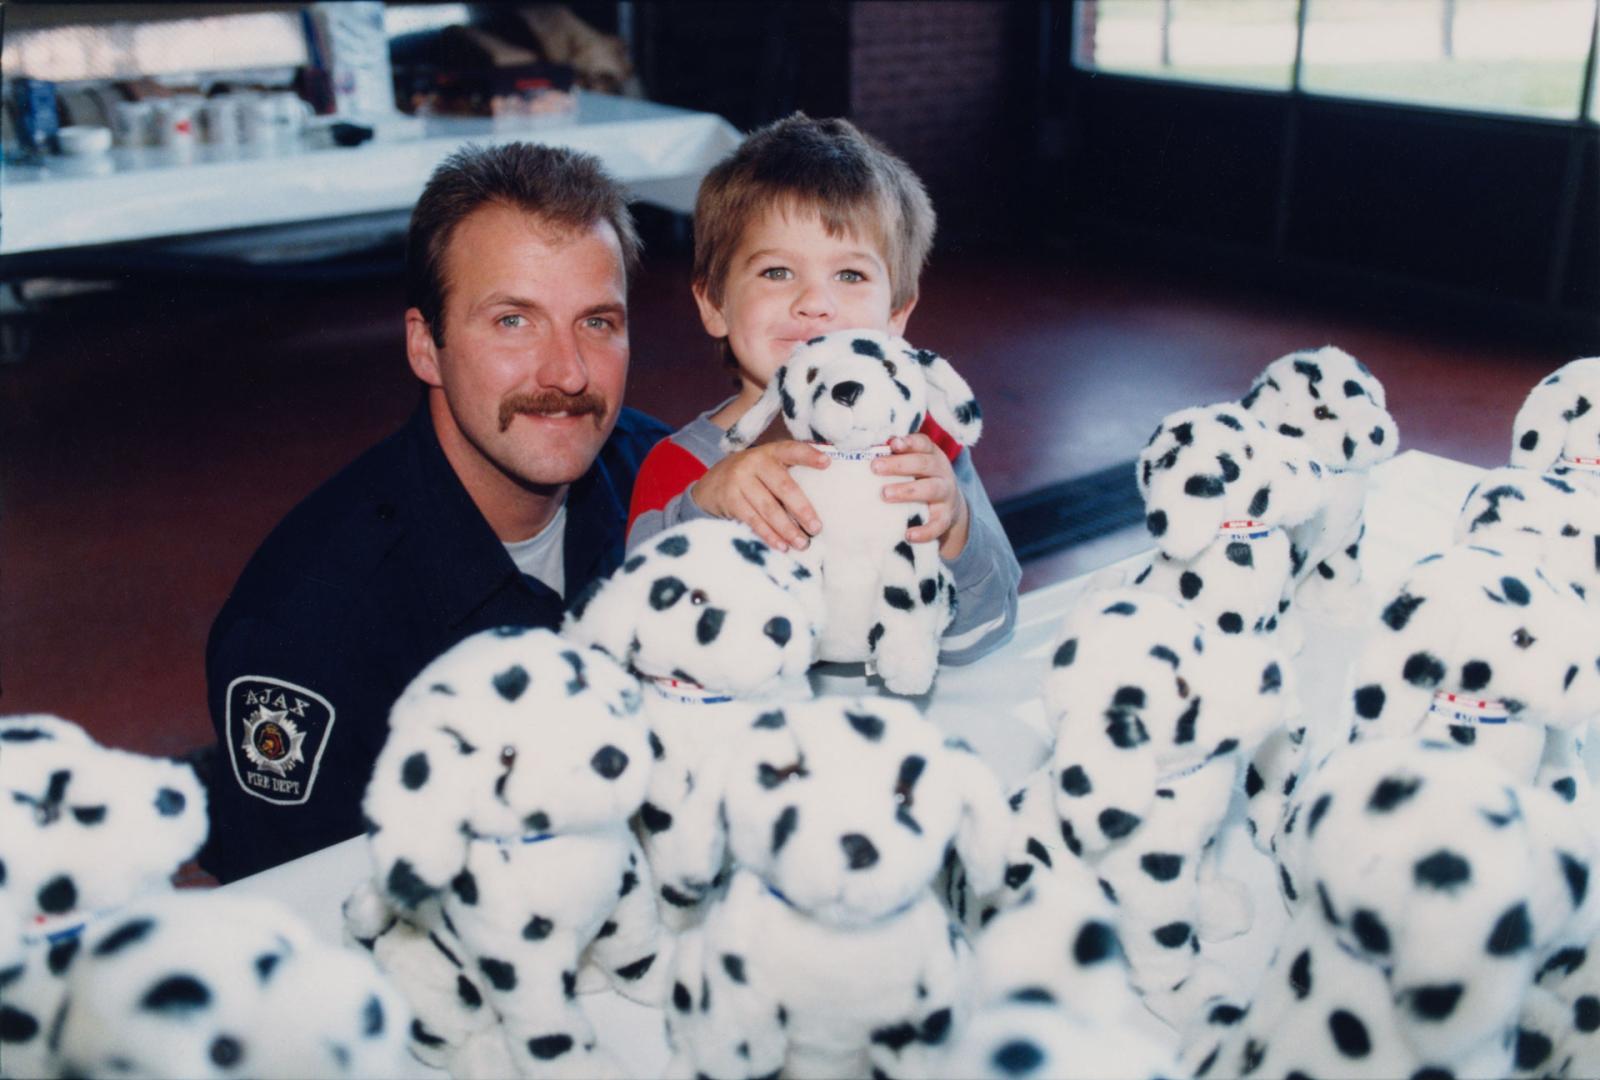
[1074,0,1600,120]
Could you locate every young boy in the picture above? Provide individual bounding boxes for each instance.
[627,114,1019,663]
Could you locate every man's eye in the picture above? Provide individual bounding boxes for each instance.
[584,316,614,331]
[759,267,792,281]
[499,314,526,328]
[837,269,865,283]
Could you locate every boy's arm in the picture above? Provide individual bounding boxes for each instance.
[939,448,1021,665]
[627,439,716,550]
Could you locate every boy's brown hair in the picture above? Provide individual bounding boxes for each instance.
[692,113,936,316]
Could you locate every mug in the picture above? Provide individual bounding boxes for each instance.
[111,99,154,147]
[267,91,314,141]
[152,98,198,151]
[200,96,240,146]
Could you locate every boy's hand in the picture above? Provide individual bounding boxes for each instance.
[691,441,829,552]
[873,434,970,559]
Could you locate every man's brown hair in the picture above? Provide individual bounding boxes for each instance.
[407,142,641,346]
[692,114,935,316]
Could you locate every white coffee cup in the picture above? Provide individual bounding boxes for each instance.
[112,99,155,147]
[153,98,198,150]
[200,96,240,146]
[267,91,314,141]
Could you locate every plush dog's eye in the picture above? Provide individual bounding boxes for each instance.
[806,367,819,384]
[690,589,709,606]
[894,779,914,808]
[1314,405,1335,420]
[500,745,517,768]
[1512,627,1536,649]
[882,360,897,377]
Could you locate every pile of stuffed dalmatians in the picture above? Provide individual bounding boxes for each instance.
[7,333,1600,1080]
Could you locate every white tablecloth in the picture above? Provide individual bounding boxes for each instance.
[224,449,1492,1076]
[3,93,741,256]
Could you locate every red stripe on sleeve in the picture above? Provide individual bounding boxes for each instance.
[628,439,711,531]
[919,415,963,463]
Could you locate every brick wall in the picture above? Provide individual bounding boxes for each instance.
[849,1,1024,242]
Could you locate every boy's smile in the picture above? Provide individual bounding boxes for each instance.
[694,206,915,400]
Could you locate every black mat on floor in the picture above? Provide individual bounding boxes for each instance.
[996,460,1145,562]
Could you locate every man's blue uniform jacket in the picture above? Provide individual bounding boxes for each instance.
[200,402,669,883]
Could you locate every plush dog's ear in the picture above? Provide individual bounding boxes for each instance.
[1247,427,1328,529]
[1137,422,1228,561]
[722,365,791,451]
[1510,358,1600,471]
[363,725,470,911]
[902,341,982,446]
[562,555,651,666]
[944,738,1012,898]
[1050,700,1159,858]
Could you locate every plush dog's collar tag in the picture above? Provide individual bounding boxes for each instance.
[473,830,555,847]
[1219,519,1276,541]
[810,443,893,462]
[644,675,733,705]
[23,903,121,946]
[1558,455,1600,474]
[1428,691,1513,726]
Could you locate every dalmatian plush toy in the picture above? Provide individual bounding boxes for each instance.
[1510,356,1600,492]
[1131,401,1327,646]
[722,329,984,695]
[45,890,410,1079]
[1512,927,1600,1078]
[663,695,1011,1079]
[563,518,825,927]
[990,589,1290,1028]
[344,626,664,1079]
[1182,737,1600,1079]
[1239,346,1398,616]
[0,713,208,1080]
[938,867,1181,1080]
[1456,466,1600,606]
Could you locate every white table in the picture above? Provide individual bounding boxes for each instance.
[2,93,741,256]
[225,449,1490,1077]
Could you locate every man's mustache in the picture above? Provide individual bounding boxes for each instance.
[498,391,607,432]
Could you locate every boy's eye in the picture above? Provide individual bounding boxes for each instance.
[759,267,792,281]
[836,269,865,283]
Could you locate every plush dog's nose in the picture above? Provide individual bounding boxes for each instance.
[831,381,863,407]
[764,616,792,647]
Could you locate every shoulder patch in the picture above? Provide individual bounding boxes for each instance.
[226,675,335,806]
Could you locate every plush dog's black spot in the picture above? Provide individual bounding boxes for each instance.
[622,554,645,574]
[1351,909,1391,954]
[1051,638,1078,669]
[1370,425,1386,445]
[656,534,689,557]
[1499,575,1531,605]
[1141,852,1184,881]
[0,1004,40,1044]
[1450,724,1476,745]
[522,914,554,941]
[1146,511,1168,537]
[401,751,431,791]
[1105,709,1149,749]
[649,577,687,611]
[1171,697,1201,744]
[478,957,516,992]
[407,1017,453,1050]
[772,806,799,854]
[1218,452,1240,482]
[1520,429,1540,451]
[1369,774,1422,812]
[1287,947,1313,999]
[1099,807,1141,839]
[1073,920,1120,965]
[447,869,479,906]
[1407,983,1463,1021]
[841,833,879,869]
[954,400,982,426]
[918,1007,954,1046]
[527,1034,574,1060]
[94,917,156,957]
[493,664,531,702]
[1186,474,1226,497]
[1552,776,1579,804]
[37,875,76,915]
[70,804,106,825]
[884,586,914,611]
[1179,571,1203,599]
[46,937,79,976]
[453,973,484,1010]
[1339,434,1357,461]
[671,981,693,1013]
[1153,921,1192,948]
[1005,862,1034,889]
[871,1022,917,1052]
[639,802,674,834]
[1410,849,1472,893]
[525,810,551,833]
[1166,421,1195,446]
[1112,686,1146,710]
[848,336,886,360]
[618,870,638,898]
[661,885,699,908]
[694,607,726,645]
[1279,423,1304,438]
[1403,652,1446,688]
[920,578,938,604]
[1217,612,1244,634]
[142,974,211,1013]
[1566,395,1593,421]
[1243,763,1265,798]
[1561,852,1590,906]
[1289,544,1307,576]
[1376,592,1428,634]
[1060,765,1091,796]
[154,787,187,817]
[865,621,887,654]
[591,745,629,780]
[1515,1028,1554,1070]
[1226,541,1253,567]
[1540,946,1588,979]
[1060,819,1083,856]
[1460,660,1492,692]
[847,711,885,741]
[616,954,656,980]
[1487,902,1532,955]
[1575,995,1600,1032]
[1329,1009,1371,1057]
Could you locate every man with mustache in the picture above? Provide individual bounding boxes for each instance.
[200,144,669,882]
